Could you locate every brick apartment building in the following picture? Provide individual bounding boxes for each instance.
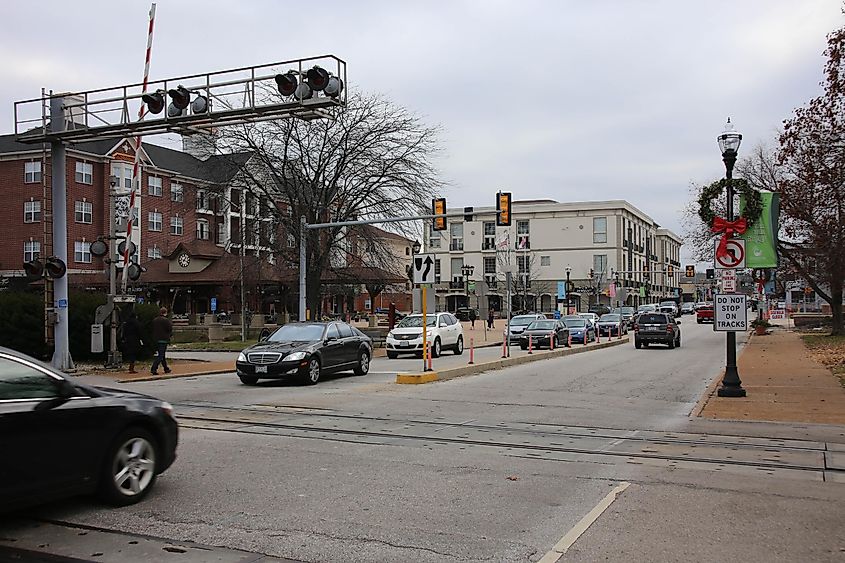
[0,132,411,319]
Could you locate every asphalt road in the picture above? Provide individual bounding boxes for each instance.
[4,319,845,562]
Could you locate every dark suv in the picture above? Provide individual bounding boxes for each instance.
[588,303,611,316]
[633,312,681,349]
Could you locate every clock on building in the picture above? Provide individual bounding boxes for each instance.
[178,253,191,268]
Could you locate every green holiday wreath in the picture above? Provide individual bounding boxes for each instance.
[697,178,763,228]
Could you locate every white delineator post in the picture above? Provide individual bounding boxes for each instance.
[121,4,156,292]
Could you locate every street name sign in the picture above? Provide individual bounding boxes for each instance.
[721,269,737,293]
[714,239,746,269]
[412,253,436,284]
[714,293,747,332]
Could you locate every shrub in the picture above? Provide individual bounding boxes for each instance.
[0,291,47,359]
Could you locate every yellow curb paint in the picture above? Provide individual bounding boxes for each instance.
[395,372,439,384]
[537,482,631,563]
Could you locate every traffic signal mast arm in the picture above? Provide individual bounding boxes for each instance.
[304,209,506,229]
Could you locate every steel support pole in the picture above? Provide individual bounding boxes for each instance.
[299,216,306,321]
[50,95,73,371]
[718,149,746,397]
[106,184,121,368]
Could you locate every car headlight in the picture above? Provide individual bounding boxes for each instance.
[237,352,247,362]
[286,351,307,361]
[387,331,394,339]
[160,401,175,419]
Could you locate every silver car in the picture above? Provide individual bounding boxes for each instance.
[506,314,546,343]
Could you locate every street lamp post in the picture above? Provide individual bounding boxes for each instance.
[716,118,746,398]
[565,266,572,314]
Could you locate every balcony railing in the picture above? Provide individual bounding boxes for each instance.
[482,239,496,250]
[450,240,464,251]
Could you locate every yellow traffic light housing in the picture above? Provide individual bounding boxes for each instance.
[685,265,695,278]
[432,198,446,231]
[496,191,512,226]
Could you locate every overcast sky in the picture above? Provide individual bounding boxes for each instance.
[1,1,840,262]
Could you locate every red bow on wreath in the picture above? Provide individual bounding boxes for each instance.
[711,216,747,259]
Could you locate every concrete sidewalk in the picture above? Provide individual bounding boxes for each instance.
[695,327,845,425]
[75,358,234,384]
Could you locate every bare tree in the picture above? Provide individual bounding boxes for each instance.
[214,91,442,317]
[778,25,845,335]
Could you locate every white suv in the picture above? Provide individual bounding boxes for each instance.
[386,312,464,359]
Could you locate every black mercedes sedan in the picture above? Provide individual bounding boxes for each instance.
[236,321,373,385]
[0,347,178,512]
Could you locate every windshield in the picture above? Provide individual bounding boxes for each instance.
[527,320,556,330]
[511,316,538,326]
[268,324,325,342]
[620,307,634,315]
[660,301,675,307]
[397,315,437,328]
[600,314,621,322]
[563,318,586,328]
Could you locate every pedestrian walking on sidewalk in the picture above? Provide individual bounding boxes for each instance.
[119,311,142,374]
[151,307,173,375]
[469,308,477,329]
[487,308,494,329]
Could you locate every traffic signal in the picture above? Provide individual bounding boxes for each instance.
[464,206,474,222]
[496,191,512,226]
[667,265,674,276]
[685,265,695,278]
[432,198,447,231]
[141,90,166,114]
[706,268,715,280]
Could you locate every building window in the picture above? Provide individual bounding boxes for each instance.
[540,255,551,267]
[593,217,607,244]
[75,162,93,184]
[217,222,226,244]
[148,176,162,196]
[593,255,608,277]
[171,183,183,202]
[483,256,496,275]
[483,222,496,250]
[111,162,133,190]
[74,200,93,224]
[170,216,183,235]
[24,161,42,184]
[147,245,162,259]
[429,225,441,249]
[434,258,441,283]
[24,240,40,262]
[517,254,530,274]
[196,189,208,210]
[450,257,463,283]
[24,200,41,223]
[517,220,530,249]
[449,223,463,251]
[196,219,209,240]
[74,241,92,263]
[148,211,162,232]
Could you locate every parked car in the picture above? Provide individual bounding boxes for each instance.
[637,304,658,315]
[659,300,679,316]
[579,312,600,325]
[597,313,628,336]
[386,312,464,359]
[236,321,373,385]
[634,312,681,349]
[518,319,570,349]
[680,302,696,316]
[561,316,596,344]
[696,305,715,324]
[505,313,547,344]
[611,306,636,327]
[588,303,611,316]
[455,307,480,322]
[0,347,178,512]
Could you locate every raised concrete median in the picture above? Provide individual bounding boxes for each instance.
[396,335,629,384]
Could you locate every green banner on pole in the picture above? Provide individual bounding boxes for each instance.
[740,191,779,268]
[639,285,646,298]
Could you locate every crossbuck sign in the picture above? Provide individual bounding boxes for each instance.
[714,294,748,332]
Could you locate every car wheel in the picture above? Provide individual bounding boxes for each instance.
[643,342,650,348]
[98,427,158,506]
[520,343,528,350]
[387,351,398,359]
[239,375,258,385]
[676,336,681,348]
[454,336,464,355]
[431,337,441,358]
[635,339,642,349]
[353,350,370,375]
[302,357,321,385]
[697,319,702,324]
[668,338,675,349]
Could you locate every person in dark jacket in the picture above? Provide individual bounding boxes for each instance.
[151,307,173,375]
[487,308,495,329]
[468,308,477,329]
[120,311,142,374]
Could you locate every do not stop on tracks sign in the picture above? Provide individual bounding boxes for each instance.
[714,293,748,332]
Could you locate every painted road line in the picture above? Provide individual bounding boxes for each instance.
[537,481,631,563]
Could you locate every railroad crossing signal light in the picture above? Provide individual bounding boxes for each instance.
[45,257,67,279]
[306,66,330,91]
[496,191,512,226]
[432,198,447,231]
[274,72,298,96]
[167,86,191,117]
[23,257,66,280]
[23,260,44,280]
[127,263,143,282]
[685,265,695,278]
[141,90,166,114]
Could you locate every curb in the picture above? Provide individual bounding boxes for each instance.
[689,331,755,417]
[118,368,232,383]
[394,335,629,384]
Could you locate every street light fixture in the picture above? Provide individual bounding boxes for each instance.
[565,265,572,314]
[716,117,746,398]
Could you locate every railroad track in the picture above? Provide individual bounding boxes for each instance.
[174,403,845,482]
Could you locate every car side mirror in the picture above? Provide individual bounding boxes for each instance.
[325,335,337,343]
[676,320,682,324]
[35,379,75,411]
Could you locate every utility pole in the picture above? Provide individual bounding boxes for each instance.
[106,177,121,368]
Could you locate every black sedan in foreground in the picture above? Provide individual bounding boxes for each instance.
[518,319,570,349]
[0,347,178,512]
[236,321,373,385]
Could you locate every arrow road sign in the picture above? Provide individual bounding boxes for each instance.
[413,253,436,284]
[714,239,746,269]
